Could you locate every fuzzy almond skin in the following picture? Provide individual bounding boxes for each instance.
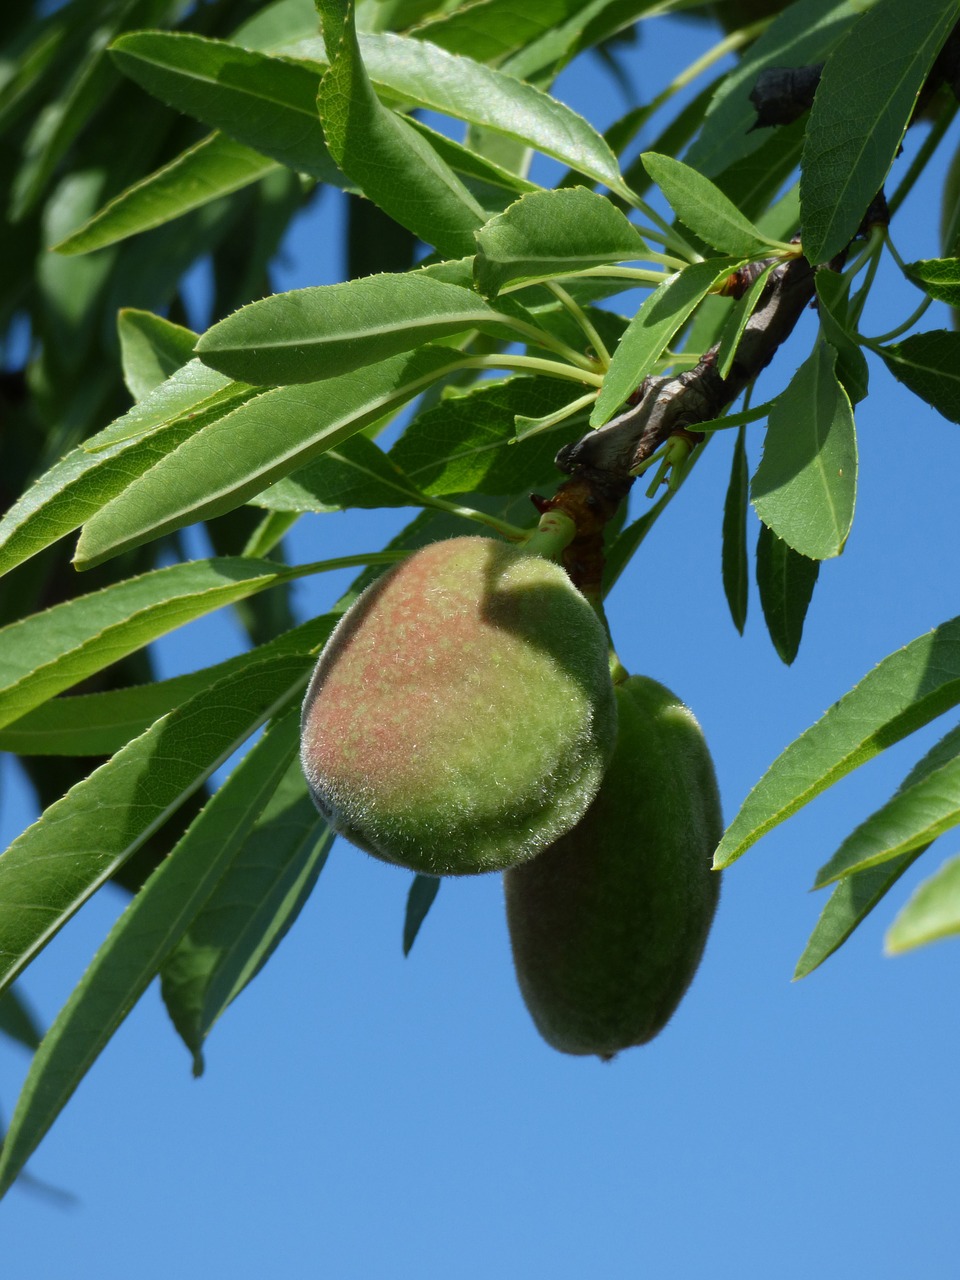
[300,536,617,875]
[505,675,722,1058]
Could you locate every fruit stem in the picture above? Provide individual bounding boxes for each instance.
[520,509,578,560]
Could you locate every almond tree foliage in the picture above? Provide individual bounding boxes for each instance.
[2,0,960,1194]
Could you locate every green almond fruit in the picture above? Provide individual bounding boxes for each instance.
[505,674,722,1058]
[300,536,618,875]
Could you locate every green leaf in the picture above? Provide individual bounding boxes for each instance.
[74,345,467,568]
[0,987,42,1052]
[0,708,301,1200]
[794,724,960,976]
[195,273,507,385]
[161,759,333,1075]
[877,330,960,423]
[389,376,585,496]
[903,257,960,306]
[255,433,425,512]
[755,523,819,666]
[473,187,647,298]
[799,0,960,264]
[751,342,857,560]
[814,272,869,404]
[714,614,960,869]
[721,425,749,635]
[0,651,316,999]
[590,257,740,427]
[117,309,197,403]
[686,0,858,178]
[348,32,629,197]
[316,0,484,257]
[886,853,960,954]
[0,614,335,757]
[716,261,776,380]
[109,31,343,182]
[0,365,256,580]
[54,132,280,256]
[403,874,441,956]
[640,153,780,259]
[0,557,310,730]
[815,749,960,888]
[794,852,923,978]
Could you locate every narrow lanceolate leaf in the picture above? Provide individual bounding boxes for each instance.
[814,271,869,404]
[353,33,629,199]
[389,377,585,496]
[799,0,960,264]
[886,854,960,953]
[687,0,858,177]
[0,708,301,1200]
[815,756,960,888]
[0,651,315,999]
[876,330,960,424]
[794,723,960,976]
[403,874,441,957]
[590,257,740,427]
[0,614,336,758]
[316,0,484,258]
[0,558,304,729]
[755,523,819,666]
[794,852,923,977]
[640,153,781,259]
[254,434,424,513]
[902,258,960,306]
[0,362,254,580]
[721,425,749,635]
[86,357,254,450]
[714,615,960,869]
[161,763,333,1074]
[751,343,857,560]
[117,310,197,403]
[195,274,506,385]
[109,32,343,182]
[74,346,466,569]
[53,132,279,256]
[473,187,647,298]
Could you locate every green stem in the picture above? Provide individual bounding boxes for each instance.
[519,509,577,560]
[420,495,530,541]
[848,241,882,327]
[862,295,933,346]
[646,18,769,114]
[459,353,604,386]
[242,510,299,558]
[620,192,703,262]
[553,264,676,286]
[546,282,612,367]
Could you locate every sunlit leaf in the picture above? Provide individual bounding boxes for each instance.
[0,708,301,1199]
[799,0,960,264]
[751,342,857,560]
[886,853,960,953]
[195,273,508,385]
[591,257,740,427]
[641,153,779,258]
[715,615,960,868]
[473,187,647,298]
[74,346,467,569]
[117,309,197,402]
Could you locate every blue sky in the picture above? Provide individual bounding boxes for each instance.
[2,11,960,1277]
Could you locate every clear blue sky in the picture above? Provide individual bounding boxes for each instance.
[2,12,960,1277]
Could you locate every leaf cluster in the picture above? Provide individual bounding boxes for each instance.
[2,0,960,1195]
